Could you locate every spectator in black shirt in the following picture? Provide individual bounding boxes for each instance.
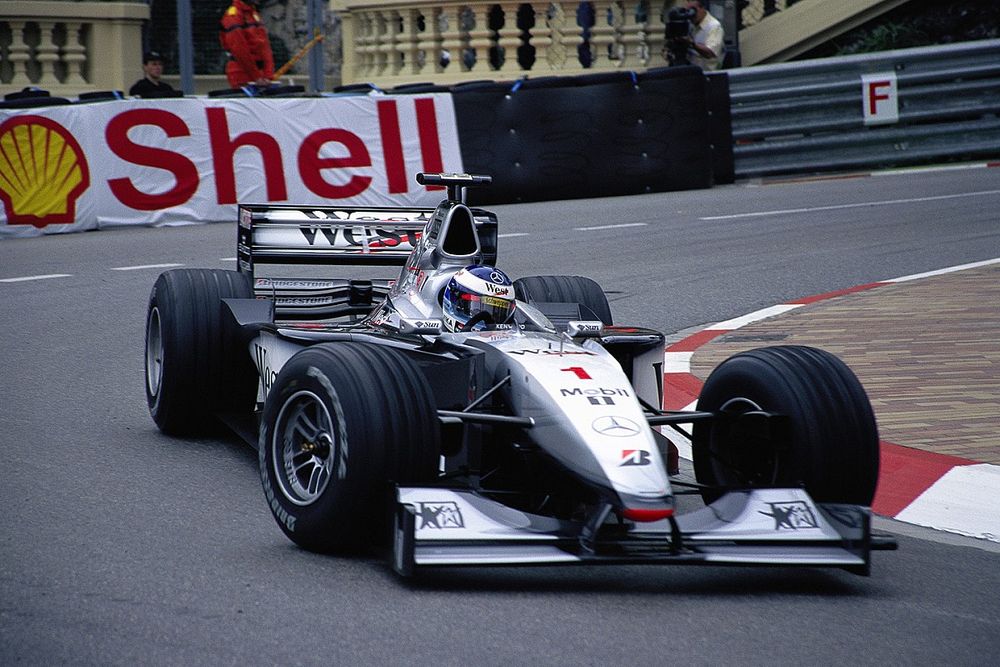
[129,51,175,97]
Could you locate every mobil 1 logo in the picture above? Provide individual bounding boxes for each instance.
[560,386,630,406]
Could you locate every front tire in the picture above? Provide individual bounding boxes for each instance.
[258,342,440,552]
[692,345,879,505]
[145,268,256,435]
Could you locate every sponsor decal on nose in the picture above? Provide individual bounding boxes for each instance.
[591,415,641,437]
[619,449,651,466]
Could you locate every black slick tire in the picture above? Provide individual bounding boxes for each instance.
[258,342,440,552]
[691,345,879,505]
[145,268,256,435]
[513,275,613,325]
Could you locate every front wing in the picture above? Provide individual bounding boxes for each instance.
[392,487,896,576]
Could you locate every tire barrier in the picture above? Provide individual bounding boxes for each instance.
[452,66,715,205]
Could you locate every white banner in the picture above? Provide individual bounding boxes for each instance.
[0,95,463,238]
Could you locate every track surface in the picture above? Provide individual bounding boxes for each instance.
[2,168,999,663]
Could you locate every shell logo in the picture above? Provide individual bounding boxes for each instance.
[0,115,90,228]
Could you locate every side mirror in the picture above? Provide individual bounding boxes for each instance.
[567,320,603,338]
[399,318,443,335]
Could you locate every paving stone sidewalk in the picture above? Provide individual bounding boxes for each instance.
[689,264,1000,466]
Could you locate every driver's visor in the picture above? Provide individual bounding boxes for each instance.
[454,292,515,322]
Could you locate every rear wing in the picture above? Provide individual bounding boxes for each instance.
[236,203,498,278]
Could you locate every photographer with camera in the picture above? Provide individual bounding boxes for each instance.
[664,1,724,71]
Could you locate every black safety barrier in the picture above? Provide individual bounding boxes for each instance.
[452,66,715,205]
[704,72,735,185]
[2,73,732,201]
[76,90,126,104]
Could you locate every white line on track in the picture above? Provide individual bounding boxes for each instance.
[0,274,72,283]
[573,222,648,231]
[887,257,1000,283]
[661,399,697,461]
[498,233,530,238]
[110,263,184,271]
[895,464,1000,542]
[873,161,999,177]
[663,351,694,373]
[220,257,238,261]
[707,304,803,330]
[699,189,1000,221]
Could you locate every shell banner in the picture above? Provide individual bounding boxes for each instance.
[0,96,462,238]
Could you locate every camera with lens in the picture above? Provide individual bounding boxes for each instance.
[664,6,697,65]
[666,6,697,38]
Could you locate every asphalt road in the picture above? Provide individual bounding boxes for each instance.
[2,167,999,664]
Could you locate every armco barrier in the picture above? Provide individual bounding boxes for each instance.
[728,39,1000,178]
[452,66,714,205]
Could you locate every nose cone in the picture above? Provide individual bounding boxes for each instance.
[618,492,675,523]
[623,508,674,522]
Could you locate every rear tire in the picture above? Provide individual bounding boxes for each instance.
[145,269,256,435]
[258,342,440,552]
[692,345,879,505]
[513,275,613,325]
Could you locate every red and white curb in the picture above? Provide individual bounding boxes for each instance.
[660,257,1000,543]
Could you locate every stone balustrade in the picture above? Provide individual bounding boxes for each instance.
[0,2,148,97]
[331,0,693,85]
[0,1,807,96]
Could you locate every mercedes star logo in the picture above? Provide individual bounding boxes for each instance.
[591,415,641,437]
[490,270,506,283]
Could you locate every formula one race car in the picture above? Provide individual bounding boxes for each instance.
[144,173,896,577]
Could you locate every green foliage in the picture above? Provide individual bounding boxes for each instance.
[834,21,928,56]
[796,0,1000,60]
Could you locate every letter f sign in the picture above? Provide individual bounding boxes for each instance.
[861,73,899,125]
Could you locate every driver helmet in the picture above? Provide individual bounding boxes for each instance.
[442,265,516,332]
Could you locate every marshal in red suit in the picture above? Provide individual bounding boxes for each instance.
[219,0,275,88]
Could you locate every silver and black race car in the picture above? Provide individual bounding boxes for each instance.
[144,173,896,577]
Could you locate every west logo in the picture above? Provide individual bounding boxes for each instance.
[484,282,511,296]
[299,225,420,249]
[759,501,819,530]
[254,344,279,396]
[417,502,464,529]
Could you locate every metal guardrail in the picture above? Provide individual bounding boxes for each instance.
[727,39,1000,177]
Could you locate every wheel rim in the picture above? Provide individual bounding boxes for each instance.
[708,397,782,488]
[145,307,163,398]
[272,390,338,506]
